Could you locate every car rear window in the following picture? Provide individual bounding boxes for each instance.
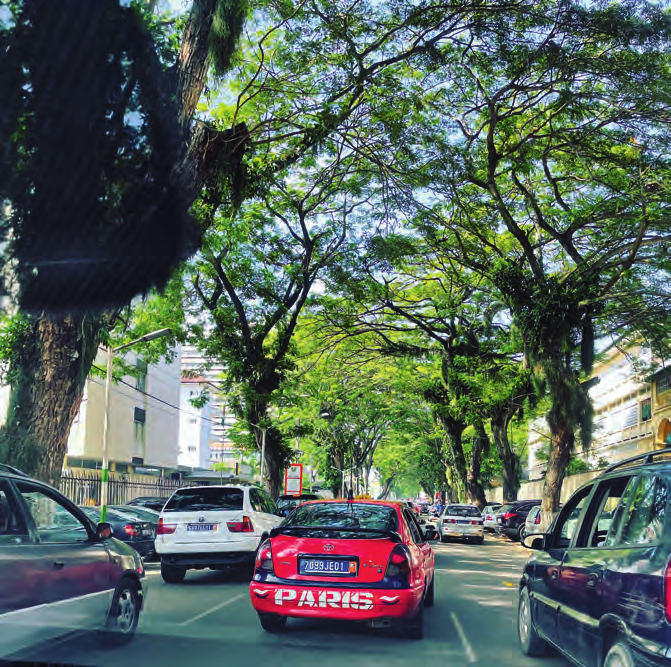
[283,502,399,538]
[445,505,481,517]
[163,488,244,512]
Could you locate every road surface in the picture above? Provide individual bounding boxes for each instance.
[10,536,570,667]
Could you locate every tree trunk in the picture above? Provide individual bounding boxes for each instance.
[0,0,230,487]
[466,427,488,510]
[491,411,520,502]
[0,314,104,486]
[541,416,574,529]
[436,413,468,492]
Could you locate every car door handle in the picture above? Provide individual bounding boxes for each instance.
[53,561,65,570]
[587,573,601,588]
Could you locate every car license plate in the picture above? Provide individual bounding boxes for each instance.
[299,558,357,575]
[187,523,217,531]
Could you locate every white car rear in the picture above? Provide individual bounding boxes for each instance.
[439,504,484,544]
[156,485,283,583]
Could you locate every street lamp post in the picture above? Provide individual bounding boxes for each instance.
[100,328,171,522]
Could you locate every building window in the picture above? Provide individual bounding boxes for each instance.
[189,418,198,424]
[658,376,671,396]
[134,407,146,453]
[136,360,148,393]
[623,404,638,429]
[641,398,652,422]
[188,446,196,453]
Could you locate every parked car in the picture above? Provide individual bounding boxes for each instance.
[80,507,157,560]
[482,504,503,532]
[276,493,321,517]
[522,504,566,539]
[156,485,283,583]
[496,500,542,540]
[438,504,484,544]
[250,499,435,639]
[126,496,169,512]
[0,466,147,658]
[111,505,160,524]
[518,448,671,667]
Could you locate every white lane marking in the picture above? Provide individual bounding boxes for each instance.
[178,593,246,626]
[451,611,477,663]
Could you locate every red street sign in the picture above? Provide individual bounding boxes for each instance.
[284,463,303,496]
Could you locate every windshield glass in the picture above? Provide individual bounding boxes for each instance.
[282,502,399,538]
[444,506,481,518]
[163,488,244,512]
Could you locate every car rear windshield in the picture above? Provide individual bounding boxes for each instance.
[445,506,481,517]
[282,502,399,538]
[163,488,244,512]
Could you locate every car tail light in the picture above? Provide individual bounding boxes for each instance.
[503,512,517,520]
[534,513,541,525]
[385,544,412,578]
[227,516,254,533]
[486,515,492,521]
[157,517,176,535]
[665,559,671,624]
[443,518,456,523]
[255,540,274,572]
[124,524,139,537]
[470,521,479,525]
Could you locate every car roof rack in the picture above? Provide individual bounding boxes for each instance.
[0,463,28,476]
[604,447,671,475]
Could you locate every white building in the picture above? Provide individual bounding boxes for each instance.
[66,348,182,477]
[178,377,218,469]
[181,345,237,463]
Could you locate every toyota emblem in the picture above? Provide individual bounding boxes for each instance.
[323,544,334,552]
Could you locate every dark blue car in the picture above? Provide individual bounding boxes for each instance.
[518,449,671,666]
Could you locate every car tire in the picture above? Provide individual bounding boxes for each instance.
[105,577,140,642]
[603,641,634,667]
[519,525,527,541]
[440,535,449,543]
[258,613,287,633]
[161,562,186,584]
[403,599,424,640]
[424,575,435,608]
[518,587,546,657]
[476,536,484,545]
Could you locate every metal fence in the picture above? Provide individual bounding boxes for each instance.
[59,471,190,507]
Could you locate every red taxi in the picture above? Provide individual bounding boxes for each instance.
[249,499,435,639]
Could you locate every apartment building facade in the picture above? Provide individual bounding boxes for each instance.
[66,348,182,478]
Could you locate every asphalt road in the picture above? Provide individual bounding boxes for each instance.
[10,535,571,667]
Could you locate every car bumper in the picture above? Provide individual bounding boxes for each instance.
[249,583,421,621]
[128,538,155,559]
[156,534,258,554]
[441,525,483,538]
[160,551,256,568]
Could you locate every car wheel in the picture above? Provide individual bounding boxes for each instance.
[440,535,449,543]
[424,575,435,608]
[105,577,140,642]
[403,599,424,640]
[476,536,484,545]
[518,587,546,657]
[258,613,287,633]
[519,525,527,540]
[603,641,634,667]
[161,562,186,584]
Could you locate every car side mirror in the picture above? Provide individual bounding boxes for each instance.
[521,533,545,550]
[97,522,113,540]
[424,528,438,541]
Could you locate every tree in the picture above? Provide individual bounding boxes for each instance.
[0,0,247,485]
[404,1,671,522]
